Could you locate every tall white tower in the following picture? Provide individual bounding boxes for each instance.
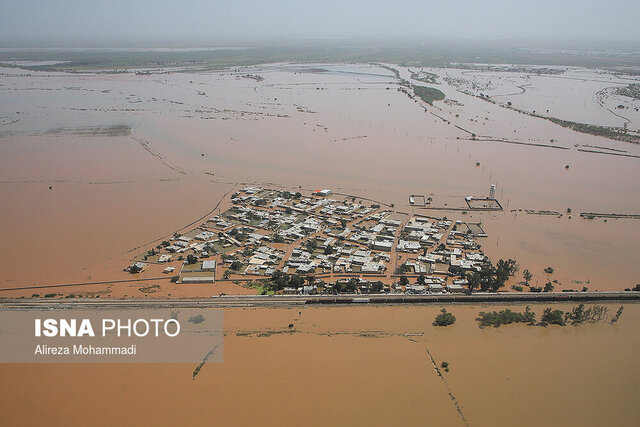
[489,184,496,199]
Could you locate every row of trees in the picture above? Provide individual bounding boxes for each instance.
[266,271,386,294]
[477,307,536,327]
[465,258,518,293]
[439,305,623,329]
[268,270,307,292]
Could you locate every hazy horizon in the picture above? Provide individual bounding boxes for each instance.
[1,0,639,48]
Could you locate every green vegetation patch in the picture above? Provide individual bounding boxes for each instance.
[617,83,640,101]
[413,85,445,105]
[433,308,456,326]
[411,70,438,84]
[544,116,640,144]
[189,314,205,324]
[476,306,536,327]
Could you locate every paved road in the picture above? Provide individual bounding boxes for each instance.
[1,292,638,310]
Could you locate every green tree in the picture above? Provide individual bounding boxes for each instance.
[186,254,198,265]
[448,265,465,277]
[345,277,359,292]
[417,274,426,285]
[397,263,412,274]
[466,270,480,293]
[476,306,536,327]
[270,270,289,291]
[305,238,318,252]
[289,274,305,288]
[433,308,456,327]
[371,281,384,293]
[399,275,409,286]
[523,269,533,285]
[188,314,205,324]
[541,308,565,326]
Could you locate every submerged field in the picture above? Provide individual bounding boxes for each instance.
[0,303,638,426]
[1,61,640,295]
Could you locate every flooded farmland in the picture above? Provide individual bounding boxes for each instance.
[1,62,639,293]
[3,2,640,425]
[0,303,638,426]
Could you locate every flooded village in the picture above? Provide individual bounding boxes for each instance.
[126,186,500,295]
[1,58,639,296]
[1,44,640,426]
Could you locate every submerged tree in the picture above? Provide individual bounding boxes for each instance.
[433,308,456,327]
[541,308,565,326]
[564,304,608,325]
[611,306,624,323]
[476,306,536,327]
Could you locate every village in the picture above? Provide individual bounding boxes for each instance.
[125,187,493,295]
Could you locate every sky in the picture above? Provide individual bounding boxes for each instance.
[1,0,639,47]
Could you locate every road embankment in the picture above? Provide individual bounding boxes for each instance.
[1,292,638,310]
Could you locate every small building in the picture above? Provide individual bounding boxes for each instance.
[163,266,175,274]
[429,283,444,293]
[194,231,215,241]
[302,285,316,295]
[407,285,427,294]
[202,260,217,271]
[124,262,147,273]
[372,240,392,252]
[447,284,465,293]
[398,240,421,252]
[313,189,332,197]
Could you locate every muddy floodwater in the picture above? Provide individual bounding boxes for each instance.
[0,303,638,426]
[1,62,639,293]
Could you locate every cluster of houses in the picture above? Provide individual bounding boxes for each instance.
[242,245,285,276]
[330,210,400,252]
[229,187,377,243]
[397,217,450,252]
[406,279,467,294]
[283,237,389,276]
[125,186,491,292]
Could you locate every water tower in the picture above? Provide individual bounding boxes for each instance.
[489,184,496,199]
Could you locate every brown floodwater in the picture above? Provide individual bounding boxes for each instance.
[1,63,639,293]
[0,303,638,426]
